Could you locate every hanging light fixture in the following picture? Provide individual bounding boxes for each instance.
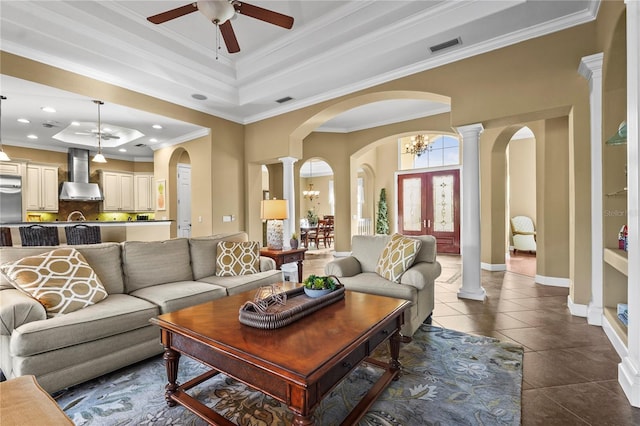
[404,134,432,157]
[303,160,320,201]
[0,95,11,162]
[92,100,107,163]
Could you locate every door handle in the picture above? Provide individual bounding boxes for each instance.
[424,219,431,228]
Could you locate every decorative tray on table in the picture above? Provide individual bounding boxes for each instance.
[238,281,345,330]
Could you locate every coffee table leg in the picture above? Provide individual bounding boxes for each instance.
[293,413,315,426]
[390,332,411,379]
[163,347,181,407]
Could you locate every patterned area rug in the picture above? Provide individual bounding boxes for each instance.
[56,326,523,425]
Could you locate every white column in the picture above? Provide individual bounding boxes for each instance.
[620,0,640,408]
[279,156,297,249]
[578,52,604,326]
[457,123,486,300]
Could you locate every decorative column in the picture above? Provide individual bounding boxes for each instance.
[578,52,604,326]
[457,123,486,300]
[279,156,297,249]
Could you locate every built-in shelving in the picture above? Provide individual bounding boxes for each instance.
[604,247,628,275]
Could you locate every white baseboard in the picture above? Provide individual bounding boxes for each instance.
[567,295,588,317]
[535,274,570,287]
[619,357,640,408]
[481,262,506,271]
[332,251,351,258]
[587,304,603,326]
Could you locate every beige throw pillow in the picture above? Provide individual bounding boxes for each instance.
[0,247,108,318]
[376,233,422,283]
[216,241,261,276]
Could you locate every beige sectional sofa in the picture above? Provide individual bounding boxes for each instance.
[325,234,441,336]
[0,232,282,393]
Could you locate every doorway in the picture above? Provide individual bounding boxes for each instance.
[397,169,460,254]
[177,163,191,238]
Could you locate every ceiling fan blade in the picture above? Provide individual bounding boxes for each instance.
[219,21,240,53]
[234,2,294,29]
[147,3,198,24]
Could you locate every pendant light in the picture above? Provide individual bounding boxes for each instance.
[92,100,107,163]
[0,95,11,162]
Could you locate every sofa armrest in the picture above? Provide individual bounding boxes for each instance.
[325,256,362,277]
[399,261,442,290]
[0,289,46,335]
[260,256,276,271]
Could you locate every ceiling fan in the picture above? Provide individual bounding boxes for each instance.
[147,0,294,54]
[74,130,120,140]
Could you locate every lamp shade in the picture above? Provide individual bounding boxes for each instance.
[261,199,288,220]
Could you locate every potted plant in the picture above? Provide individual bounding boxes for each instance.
[303,274,338,298]
[290,232,299,249]
[307,209,318,226]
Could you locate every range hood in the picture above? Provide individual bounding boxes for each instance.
[59,148,104,201]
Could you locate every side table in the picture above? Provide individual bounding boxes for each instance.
[259,247,306,283]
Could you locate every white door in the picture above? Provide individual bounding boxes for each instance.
[177,164,191,238]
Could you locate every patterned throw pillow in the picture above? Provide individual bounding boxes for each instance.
[376,233,422,283]
[0,247,108,318]
[216,241,261,277]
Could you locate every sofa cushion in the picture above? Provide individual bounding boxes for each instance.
[375,233,422,283]
[198,269,283,296]
[351,234,391,273]
[10,294,158,357]
[0,243,124,294]
[336,272,417,302]
[130,281,227,314]
[189,233,249,280]
[216,241,260,276]
[0,248,108,318]
[122,238,193,292]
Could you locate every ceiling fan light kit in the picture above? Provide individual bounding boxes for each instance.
[147,0,294,55]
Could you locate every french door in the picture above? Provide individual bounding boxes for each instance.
[398,169,460,254]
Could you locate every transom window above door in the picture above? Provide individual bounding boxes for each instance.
[399,134,460,170]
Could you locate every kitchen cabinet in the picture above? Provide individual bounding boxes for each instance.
[100,171,134,211]
[134,173,154,212]
[0,161,22,176]
[25,164,58,212]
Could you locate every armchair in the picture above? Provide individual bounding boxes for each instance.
[511,215,537,254]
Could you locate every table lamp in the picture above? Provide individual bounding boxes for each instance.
[261,199,288,250]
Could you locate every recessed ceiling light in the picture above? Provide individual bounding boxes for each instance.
[17,118,30,124]
[103,127,112,132]
[71,121,80,126]
[27,134,38,139]
[149,138,158,143]
[41,106,56,113]
[118,148,127,152]
[191,94,207,101]
[152,124,162,129]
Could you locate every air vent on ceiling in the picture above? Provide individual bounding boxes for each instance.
[429,37,462,53]
[42,121,61,128]
[276,96,293,104]
[135,143,147,147]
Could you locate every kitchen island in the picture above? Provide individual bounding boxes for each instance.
[2,220,172,245]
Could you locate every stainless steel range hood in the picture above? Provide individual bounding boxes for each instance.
[59,148,103,201]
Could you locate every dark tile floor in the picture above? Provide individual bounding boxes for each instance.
[303,250,640,425]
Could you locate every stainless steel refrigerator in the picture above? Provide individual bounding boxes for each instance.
[0,174,23,223]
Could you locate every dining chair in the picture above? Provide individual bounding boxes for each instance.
[19,225,60,246]
[0,227,13,246]
[65,224,102,245]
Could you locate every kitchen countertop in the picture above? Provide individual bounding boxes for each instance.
[1,220,173,226]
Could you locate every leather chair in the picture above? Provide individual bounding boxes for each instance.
[510,216,537,254]
[0,227,12,246]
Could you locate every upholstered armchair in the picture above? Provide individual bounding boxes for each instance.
[511,215,536,253]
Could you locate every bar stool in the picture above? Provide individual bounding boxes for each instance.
[65,224,102,245]
[18,225,60,246]
[0,227,12,246]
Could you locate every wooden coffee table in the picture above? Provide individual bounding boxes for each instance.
[150,283,410,425]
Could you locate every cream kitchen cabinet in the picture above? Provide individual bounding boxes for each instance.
[25,164,58,212]
[0,161,22,176]
[134,173,154,212]
[100,171,134,211]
